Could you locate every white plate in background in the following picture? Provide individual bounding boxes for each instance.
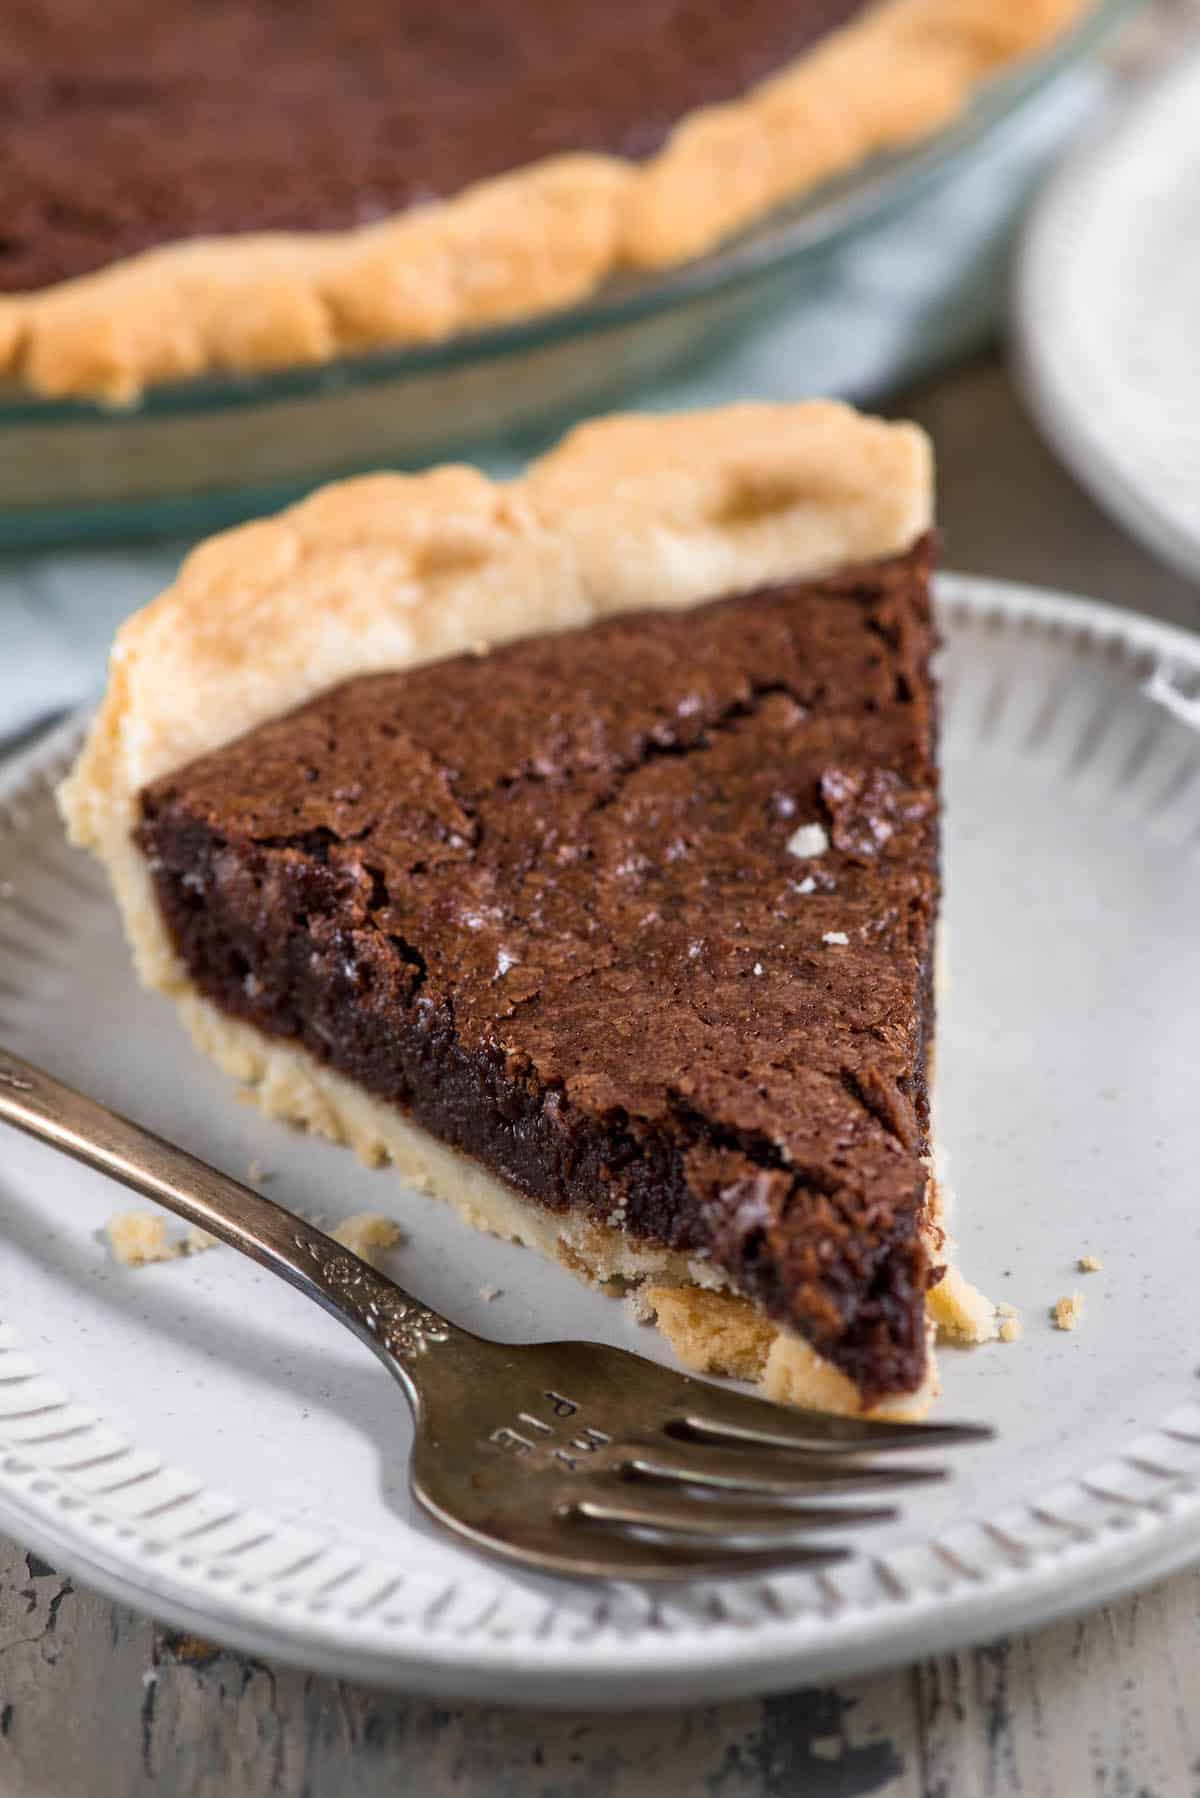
[1017,47,1200,583]
[0,575,1198,1704]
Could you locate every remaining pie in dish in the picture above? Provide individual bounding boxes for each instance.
[60,402,996,1414]
[3,0,1091,401]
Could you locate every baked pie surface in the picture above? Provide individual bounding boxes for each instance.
[61,402,993,1412]
[3,0,1090,401]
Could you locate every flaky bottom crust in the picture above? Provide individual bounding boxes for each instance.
[176,988,994,1418]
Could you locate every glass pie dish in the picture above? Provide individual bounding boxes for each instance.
[2,0,1132,548]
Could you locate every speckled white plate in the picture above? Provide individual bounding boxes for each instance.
[1016,47,1200,583]
[1,575,1199,1706]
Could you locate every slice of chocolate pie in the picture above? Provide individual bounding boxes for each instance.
[61,403,994,1414]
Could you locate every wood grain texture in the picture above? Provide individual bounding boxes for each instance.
[5,1535,1200,1796]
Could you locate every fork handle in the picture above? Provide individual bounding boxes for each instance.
[0,1047,474,1395]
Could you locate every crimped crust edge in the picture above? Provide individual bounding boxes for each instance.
[2,0,1089,401]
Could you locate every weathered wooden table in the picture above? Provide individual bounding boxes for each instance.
[4,9,1200,1784]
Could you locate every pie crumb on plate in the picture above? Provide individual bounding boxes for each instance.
[105,1213,218,1265]
[1053,1292,1085,1332]
[329,1214,404,1268]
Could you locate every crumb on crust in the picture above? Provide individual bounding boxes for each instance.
[1052,1291,1084,1332]
[926,1261,999,1344]
[330,1212,403,1267]
[644,1285,776,1383]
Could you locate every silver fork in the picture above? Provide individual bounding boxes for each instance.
[0,1049,989,1582]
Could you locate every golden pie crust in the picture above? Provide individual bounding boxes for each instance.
[4,0,1090,403]
[60,401,997,1412]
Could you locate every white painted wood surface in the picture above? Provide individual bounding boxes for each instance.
[3,8,1200,1788]
[4,1534,1200,1796]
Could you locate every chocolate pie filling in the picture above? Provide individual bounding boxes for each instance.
[138,538,938,1401]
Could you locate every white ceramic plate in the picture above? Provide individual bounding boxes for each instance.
[1016,47,1200,583]
[1,575,1199,1706]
